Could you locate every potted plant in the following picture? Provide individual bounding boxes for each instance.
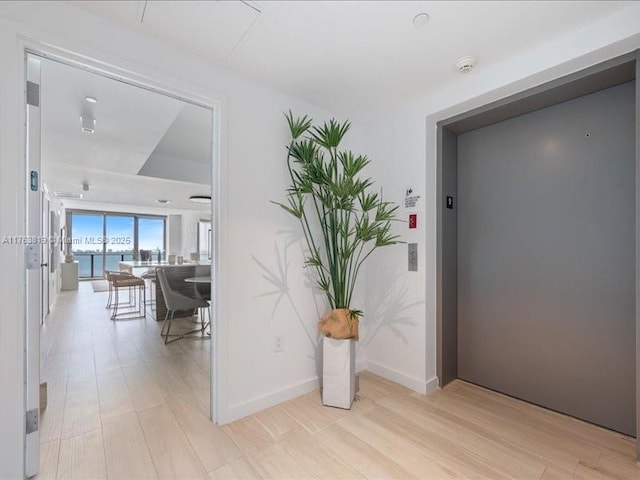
[273,112,401,409]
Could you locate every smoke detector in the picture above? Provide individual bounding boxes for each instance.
[454,54,478,74]
[412,13,430,27]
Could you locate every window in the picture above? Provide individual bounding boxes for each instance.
[67,210,166,278]
[69,212,104,278]
[104,215,134,275]
[138,217,165,255]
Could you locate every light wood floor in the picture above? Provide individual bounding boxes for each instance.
[38,283,639,479]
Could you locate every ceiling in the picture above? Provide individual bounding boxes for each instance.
[139,103,213,185]
[43,161,212,212]
[41,57,212,211]
[71,1,635,113]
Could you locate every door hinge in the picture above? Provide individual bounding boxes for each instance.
[25,245,40,270]
[26,408,38,434]
[26,81,40,107]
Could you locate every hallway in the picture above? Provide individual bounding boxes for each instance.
[38,283,638,479]
[39,282,215,479]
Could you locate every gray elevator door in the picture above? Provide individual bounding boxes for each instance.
[457,81,636,436]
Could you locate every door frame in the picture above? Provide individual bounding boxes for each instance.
[18,36,226,466]
[436,51,640,450]
[41,191,50,324]
[24,53,42,477]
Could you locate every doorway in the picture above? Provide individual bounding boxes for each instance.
[24,48,220,477]
[437,52,639,443]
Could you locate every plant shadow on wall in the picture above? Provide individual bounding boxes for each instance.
[251,231,327,379]
[363,262,422,348]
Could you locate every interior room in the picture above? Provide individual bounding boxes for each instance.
[37,53,216,473]
[0,1,639,479]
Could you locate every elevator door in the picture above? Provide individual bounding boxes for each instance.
[457,81,636,436]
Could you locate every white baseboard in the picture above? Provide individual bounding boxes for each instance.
[424,376,439,395]
[219,358,433,425]
[222,376,319,424]
[356,357,368,373]
[366,360,438,395]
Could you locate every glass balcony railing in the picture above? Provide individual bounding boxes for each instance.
[73,252,134,278]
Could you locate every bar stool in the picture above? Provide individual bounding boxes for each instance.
[141,269,156,309]
[105,270,146,320]
[106,270,136,309]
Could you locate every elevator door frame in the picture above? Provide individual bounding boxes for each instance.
[436,50,640,452]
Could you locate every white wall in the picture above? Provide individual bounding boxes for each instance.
[358,6,640,396]
[0,3,358,477]
[358,110,431,393]
[167,214,183,256]
[181,210,209,258]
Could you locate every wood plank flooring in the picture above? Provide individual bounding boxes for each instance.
[37,283,639,479]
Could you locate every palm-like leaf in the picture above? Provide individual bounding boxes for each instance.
[274,113,402,320]
[285,110,312,139]
[310,119,351,149]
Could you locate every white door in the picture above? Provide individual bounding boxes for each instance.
[25,53,42,478]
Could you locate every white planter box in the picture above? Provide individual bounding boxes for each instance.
[322,337,355,409]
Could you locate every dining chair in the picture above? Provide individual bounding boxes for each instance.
[156,269,210,344]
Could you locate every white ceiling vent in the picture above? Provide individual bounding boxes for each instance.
[54,191,83,200]
[454,54,478,74]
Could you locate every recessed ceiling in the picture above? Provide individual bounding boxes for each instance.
[41,57,184,175]
[71,1,634,112]
[138,103,212,185]
[41,57,213,211]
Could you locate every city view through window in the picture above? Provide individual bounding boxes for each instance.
[68,211,165,278]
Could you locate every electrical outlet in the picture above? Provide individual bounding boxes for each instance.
[274,335,284,353]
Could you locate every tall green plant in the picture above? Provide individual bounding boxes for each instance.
[273,111,401,321]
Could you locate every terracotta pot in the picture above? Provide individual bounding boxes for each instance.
[317,308,359,341]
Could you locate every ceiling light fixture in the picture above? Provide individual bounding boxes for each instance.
[412,13,430,27]
[454,54,478,73]
[85,96,98,104]
[80,115,96,133]
[189,195,211,204]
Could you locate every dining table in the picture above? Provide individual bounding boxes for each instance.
[184,276,211,283]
